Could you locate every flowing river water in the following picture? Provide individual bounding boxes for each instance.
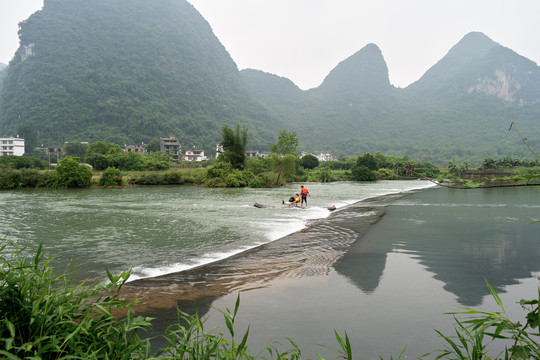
[1,181,539,358]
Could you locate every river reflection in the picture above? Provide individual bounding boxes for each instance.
[2,183,539,357]
[334,186,540,306]
[165,186,540,359]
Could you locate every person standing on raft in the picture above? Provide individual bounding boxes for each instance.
[300,185,310,208]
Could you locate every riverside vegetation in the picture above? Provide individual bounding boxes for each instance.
[1,236,539,359]
[1,144,539,190]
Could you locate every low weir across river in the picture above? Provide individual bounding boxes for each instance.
[1,181,539,358]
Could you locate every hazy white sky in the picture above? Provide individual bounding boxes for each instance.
[1,0,539,89]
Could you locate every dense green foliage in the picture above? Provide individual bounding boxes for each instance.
[270,129,299,155]
[0,0,538,166]
[85,141,171,171]
[0,155,48,169]
[220,125,248,170]
[0,168,56,189]
[0,239,152,359]
[125,169,202,186]
[99,166,123,186]
[300,154,319,170]
[54,156,92,187]
[0,0,281,152]
[241,33,540,165]
[482,157,539,170]
[145,138,160,153]
[0,147,443,189]
[64,141,89,160]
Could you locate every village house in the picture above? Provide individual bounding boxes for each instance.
[216,144,267,159]
[124,145,145,154]
[0,137,25,156]
[245,150,259,158]
[160,136,181,161]
[183,149,207,162]
[300,152,334,162]
[215,144,224,159]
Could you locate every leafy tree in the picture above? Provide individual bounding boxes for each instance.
[64,141,89,161]
[356,153,378,171]
[270,129,298,155]
[300,154,319,169]
[270,153,297,185]
[0,155,47,170]
[145,151,172,171]
[221,125,248,170]
[16,121,39,154]
[55,156,92,187]
[146,138,160,153]
[319,167,333,182]
[351,153,378,181]
[351,165,377,181]
[85,141,125,171]
[120,151,146,171]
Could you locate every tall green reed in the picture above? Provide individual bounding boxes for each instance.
[0,238,153,359]
[0,237,353,359]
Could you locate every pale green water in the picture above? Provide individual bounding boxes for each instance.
[1,182,538,358]
[0,181,431,281]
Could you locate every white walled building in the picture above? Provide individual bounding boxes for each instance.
[0,137,25,156]
[215,144,224,159]
[183,149,207,162]
[300,152,334,162]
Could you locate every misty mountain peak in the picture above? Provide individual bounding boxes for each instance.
[449,31,499,59]
[409,31,540,104]
[316,43,392,99]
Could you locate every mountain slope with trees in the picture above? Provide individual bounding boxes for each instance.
[0,0,538,166]
[0,0,282,152]
[241,32,540,164]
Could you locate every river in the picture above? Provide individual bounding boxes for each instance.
[1,181,539,358]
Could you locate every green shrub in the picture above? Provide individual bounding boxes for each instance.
[376,168,398,180]
[351,165,377,181]
[0,238,152,359]
[99,167,123,186]
[163,170,183,185]
[126,172,164,185]
[205,162,232,180]
[319,167,333,182]
[0,155,48,170]
[248,177,265,188]
[225,170,248,187]
[55,156,92,187]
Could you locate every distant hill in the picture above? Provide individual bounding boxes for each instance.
[242,32,540,164]
[0,64,7,92]
[0,0,282,151]
[1,1,538,165]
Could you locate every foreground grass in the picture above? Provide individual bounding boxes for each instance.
[1,237,538,359]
